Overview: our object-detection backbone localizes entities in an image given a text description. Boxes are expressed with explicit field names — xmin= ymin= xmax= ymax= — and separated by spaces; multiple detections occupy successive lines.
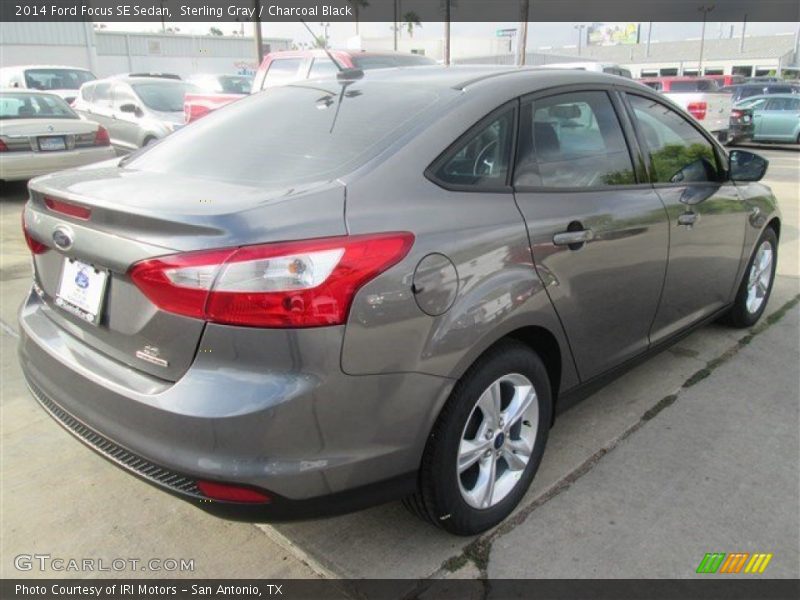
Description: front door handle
xmin=553 ymin=228 xmax=594 ymax=248
xmin=678 ymin=212 xmax=698 ymax=227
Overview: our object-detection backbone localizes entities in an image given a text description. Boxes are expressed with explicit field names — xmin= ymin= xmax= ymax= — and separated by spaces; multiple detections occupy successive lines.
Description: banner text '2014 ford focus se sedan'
xmin=18 ymin=67 xmax=780 ymax=535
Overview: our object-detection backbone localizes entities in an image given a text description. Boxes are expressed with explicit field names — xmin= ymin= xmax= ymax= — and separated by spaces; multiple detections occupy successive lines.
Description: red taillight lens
xmin=44 ymin=196 xmax=91 ymax=220
xmin=731 ymin=109 xmax=744 ymax=118
xmin=94 ymin=126 xmax=110 ymax=146
xmin=197 ymin=480 xmax=271 ymax=504
xmin=687 ymin=101 xmax=708 ymax=120
xmin=130 ymin=233 xmax=414 ymax=328
xmin=0 ymin=139 xmax=8 ymax=152
xmin=21 ymin=210 xmax=48 ymax=255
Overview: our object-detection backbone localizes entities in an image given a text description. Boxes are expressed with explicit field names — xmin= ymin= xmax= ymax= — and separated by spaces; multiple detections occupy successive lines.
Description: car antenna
xmin=299 ymin=19 xmax=364 ymax=81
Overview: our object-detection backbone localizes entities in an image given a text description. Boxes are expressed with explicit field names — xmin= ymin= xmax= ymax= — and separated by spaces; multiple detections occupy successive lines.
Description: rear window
xmin=24 ymin=68 xmax=95 ymax=91
xmin=125 ymin=82 xmax=448 ymax=187
xmin=0 ymin=92 xmax=77 ymax=119
xmin=351 ymin=55 xmax=436 ymax=70
xmin=669 ymin=79 xmax=719 ymax=92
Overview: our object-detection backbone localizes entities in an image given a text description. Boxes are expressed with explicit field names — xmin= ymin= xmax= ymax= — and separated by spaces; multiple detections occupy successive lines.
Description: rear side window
xmin=80 ymin=84 xmax=94 ymax=101
xmin=92 ymin=82 xmax=112 ymax=107
xmin=627 ymin=94 xmax=720 ymax=184
xmin=432 ymin=109 xmax=514 ymax=188
xmin=308 ymin=58 xmax=339 ymax=79
xmin=514 ymin=91 xmax=635 ymax=188
xmin=264 ymin=59 xmax=303 ymax=84
xmin=766 ymin=97 xmax=800 ymax=110
xmin=669 ymin=79 xmax=718 ymax=92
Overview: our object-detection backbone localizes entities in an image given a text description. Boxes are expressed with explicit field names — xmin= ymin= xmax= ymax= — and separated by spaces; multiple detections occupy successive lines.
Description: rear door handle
xmin=678 ymin=212 xmax=698 ymax=227
xmin=553 ymin=229 xmax=594 ymax=247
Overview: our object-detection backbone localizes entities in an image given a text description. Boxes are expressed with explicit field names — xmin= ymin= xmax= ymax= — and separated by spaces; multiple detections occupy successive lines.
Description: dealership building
xmin=0 ymin=22 xmax=291 ymax=77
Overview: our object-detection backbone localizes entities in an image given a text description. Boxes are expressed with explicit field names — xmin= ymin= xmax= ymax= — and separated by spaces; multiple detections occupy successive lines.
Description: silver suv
xmin=72 ymin=77 xmax=199 ymax=151
xmin=19 ymin=67 xmax=779 ymax=535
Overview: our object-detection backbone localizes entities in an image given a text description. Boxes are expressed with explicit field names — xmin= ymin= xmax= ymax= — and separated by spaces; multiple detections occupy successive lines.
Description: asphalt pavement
xmin=0 ymin=146 xmax=798 ymax=588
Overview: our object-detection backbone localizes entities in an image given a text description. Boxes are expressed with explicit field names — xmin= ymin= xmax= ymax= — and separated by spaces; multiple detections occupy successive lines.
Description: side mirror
xmin=119 ymin=103 xmax=140 ymax=115
xmin=729 ymin=150 xmax=768 ymax=182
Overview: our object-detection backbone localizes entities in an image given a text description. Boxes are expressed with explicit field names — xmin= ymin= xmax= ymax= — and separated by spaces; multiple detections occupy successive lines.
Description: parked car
xmin=720 ymin=83 xmax=800 ymax=103
xmin=637 ymin=77 xmax=733 ymax=141
xmin=0 ymin=65 xmax=96 ymax=105
xmin=0 ymin=90 xmax=114 ymax=182
xmin=541 ymin=62 xmax=632 ymax=78
xmin=728 ymin=105 xmax=755 ymax=145
xmin=183 ymin=50 xmax=436 ymax=123
xmin=19 ymin=68 xmax=779 ymax=535
xmin=734 ymin=94 xmax=800 ymax=143
xmin=183 ymin=74 xmax=253 ymax=123
xmin=72 ymin=77 xmax=200 ymax=151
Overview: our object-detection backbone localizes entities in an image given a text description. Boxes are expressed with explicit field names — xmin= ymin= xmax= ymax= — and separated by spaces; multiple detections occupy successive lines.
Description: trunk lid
xmin=25 ymin=166 xmax=347 ymax=381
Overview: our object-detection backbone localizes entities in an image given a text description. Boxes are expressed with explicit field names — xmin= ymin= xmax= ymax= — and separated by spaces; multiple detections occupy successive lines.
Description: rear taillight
xmin=94 ymin=126 xmax=110 ymax=146
xmin=687 ymin=101 xmax=708 ymax=120
xmin=129 ymin=233 xmax=414 ymax=328
xmin=21 ymin=211 xmax=48 ymax=255
xmin=0 ymin=139 xmax=7 ymax=152
xmin=197 ymin=480 xmax=271 ymax=504
xmin=44 ymin=196 xmax=91 ymax=220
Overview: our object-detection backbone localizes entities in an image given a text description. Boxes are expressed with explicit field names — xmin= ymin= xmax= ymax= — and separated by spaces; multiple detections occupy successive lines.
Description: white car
xmin=0 ymin=65 xmax=96 ymax=105
xmin=0 ymin=90 xmax=116 ymax=182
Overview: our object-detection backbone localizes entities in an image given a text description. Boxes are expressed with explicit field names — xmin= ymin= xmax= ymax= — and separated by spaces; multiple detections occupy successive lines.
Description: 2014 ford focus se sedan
xmin=18 ymin=67 xmax=780 ymax=535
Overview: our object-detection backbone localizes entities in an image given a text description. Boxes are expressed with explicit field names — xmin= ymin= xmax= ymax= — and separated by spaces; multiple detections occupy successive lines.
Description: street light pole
xmin=253 ymin=0 xmax=264 ymax=64
xmin=698 ymin=4 xmax=715 ymax=76
xmin=517 ymin=0 xmax=529 ymax=66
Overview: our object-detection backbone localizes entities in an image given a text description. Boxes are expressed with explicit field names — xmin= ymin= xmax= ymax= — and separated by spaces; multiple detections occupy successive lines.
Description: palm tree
xmin=402 ymin=12 xmax=422 ymax=38
xmin=348 ymin=0 xmax=369 ymax=36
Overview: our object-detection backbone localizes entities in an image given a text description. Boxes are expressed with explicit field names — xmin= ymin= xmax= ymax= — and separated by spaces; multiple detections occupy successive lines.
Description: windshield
xmin=131 ymin=82 xmax=199 ymax=112
xmin=126 ymin=81 xmax=449 ymax=187
xmin=669 ymin=80 xmax=719 ymax=92
xmin=24 ymin=68 xmax=95 ymax=91
xmin=218 ymin=75 xmax=253 ymax=94
xmin=0 ymin=92 xmax=77 ymax=119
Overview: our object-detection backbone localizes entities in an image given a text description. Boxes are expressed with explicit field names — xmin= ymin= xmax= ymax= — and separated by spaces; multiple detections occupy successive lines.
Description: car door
xmin=513 ymin=88 xmax=669 ymax=380
xmin=110 ymin=83 xmax=141 ymax=150
xmin=755 ymin=97 xmax=800 ymax=141
xmin=623 ymin=93 xmax=749 ymax=344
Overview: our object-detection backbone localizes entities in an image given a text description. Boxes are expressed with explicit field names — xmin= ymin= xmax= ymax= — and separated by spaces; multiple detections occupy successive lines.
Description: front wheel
xmin=724 ymin=227 xmax=778 ymax=328
xmin=404 ymin=340 xmax=552 ymax=535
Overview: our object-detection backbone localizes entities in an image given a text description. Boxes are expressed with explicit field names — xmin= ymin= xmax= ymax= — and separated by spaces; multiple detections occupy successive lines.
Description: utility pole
xmin=253 ymin=0 xmax=264 ymax=64
xmin=646 ymin=21 xmax=652 ymax=57
xmin=697 ymin=4 xmax=714 ymax=75
xmin=740 ymin=13 xmax=747 ymax=53
xmin=517 ymin=1 xmax=529 ymax=66
xmin=574 ymin=24 xmax=586 ymax=57
xmin=393 ymin=0 xmax=399 ymax=51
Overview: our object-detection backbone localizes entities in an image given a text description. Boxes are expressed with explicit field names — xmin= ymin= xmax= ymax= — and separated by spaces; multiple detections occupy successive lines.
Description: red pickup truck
xmin=183 ymin=49 xmax=436 ymax=123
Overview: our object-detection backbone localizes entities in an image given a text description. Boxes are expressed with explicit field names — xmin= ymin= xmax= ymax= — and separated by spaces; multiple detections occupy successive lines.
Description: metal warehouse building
xmin=0 ymin=22 xmax=291 ymax=77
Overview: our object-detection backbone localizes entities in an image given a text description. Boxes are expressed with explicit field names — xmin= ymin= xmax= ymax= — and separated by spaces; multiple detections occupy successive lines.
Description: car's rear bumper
xmin=18 ymin=289 xmax=453 ymax=519
xmin=0 ymin=147 xmax=116 ymax=181
xmin=729 ymin=121 xmax=755 ymax=144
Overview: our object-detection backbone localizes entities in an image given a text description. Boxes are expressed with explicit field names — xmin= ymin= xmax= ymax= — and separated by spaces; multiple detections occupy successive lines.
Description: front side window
xmin=627 ymin=94 xmax=720 ymax=184
xmin=515 ymin=91 xmax=635 ymax=188
xmin=765 ymin=97 xmax=800 ymax=111
xmin=433 ymin=109 xmax=514 ymax=188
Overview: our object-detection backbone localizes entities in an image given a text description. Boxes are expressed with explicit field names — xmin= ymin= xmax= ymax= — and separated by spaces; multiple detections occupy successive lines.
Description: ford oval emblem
xmin=52 ymin=226 xmax=73 ymax=251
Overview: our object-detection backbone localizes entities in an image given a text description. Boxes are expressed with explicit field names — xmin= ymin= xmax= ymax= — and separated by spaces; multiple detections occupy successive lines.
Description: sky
xmin=96 ymin=21 xmax=799 ymax=50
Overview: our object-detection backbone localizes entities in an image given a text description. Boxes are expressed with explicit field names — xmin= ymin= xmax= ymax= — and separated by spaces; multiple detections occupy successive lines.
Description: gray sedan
xmin=72 ymin=77 xmax=199 ymax=151
xmin=18 ymin=67 xmax=779 ymax=535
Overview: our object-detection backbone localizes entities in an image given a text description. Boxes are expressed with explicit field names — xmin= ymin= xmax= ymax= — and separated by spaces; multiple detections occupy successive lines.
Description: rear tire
xmin=723 ymin=227 xmax=778 ymax=328
xmin=404 ymin=340 xmax=552 ymax=535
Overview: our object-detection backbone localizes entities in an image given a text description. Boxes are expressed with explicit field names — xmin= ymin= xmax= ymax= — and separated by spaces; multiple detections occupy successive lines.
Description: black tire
xmin=724 ymin=227 xmax=778 ymax=328
xmin=403 ymin=340 xmax=552 ymax=535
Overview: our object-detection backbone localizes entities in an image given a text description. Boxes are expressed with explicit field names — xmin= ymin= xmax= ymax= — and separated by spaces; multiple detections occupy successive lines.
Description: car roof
xmin=347 ymin=65 xmax=637 ymax=91
xmin=738 ymin=93 xmax=799 ymax=102
xmin=0 ymin=88 xmax=65 ymax=96
xmin=88 ymin=76 xmax=188 ymax=85
xmin=0 ymin=65 xmax=93 ymax=71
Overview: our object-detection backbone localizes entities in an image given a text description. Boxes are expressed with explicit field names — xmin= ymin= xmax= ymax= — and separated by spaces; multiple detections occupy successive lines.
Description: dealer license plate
xmin=56 ymin=258 xmax=108 ymax=324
